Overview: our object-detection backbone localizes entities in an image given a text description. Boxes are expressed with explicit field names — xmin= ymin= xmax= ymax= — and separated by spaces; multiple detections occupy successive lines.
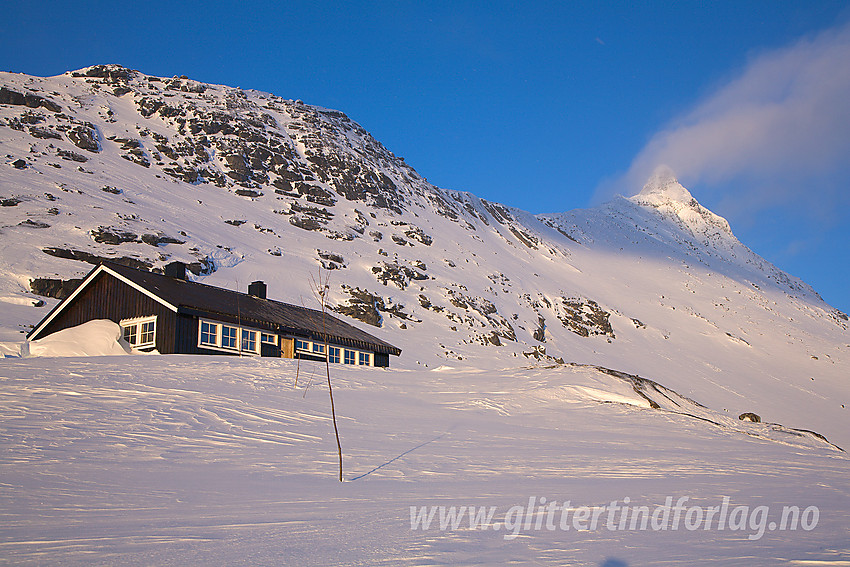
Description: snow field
xmin=1 ymin=355 xmax=848 ymax=565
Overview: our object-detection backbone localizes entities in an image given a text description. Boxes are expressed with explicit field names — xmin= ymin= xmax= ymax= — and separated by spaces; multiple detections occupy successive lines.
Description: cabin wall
xmin=37 ymin=272 xmax=178 ymax=353
xmin=174 ymin=313 xmax=237 ymax=355
xmin=260 ymin=342 xmax=281 ymax=357
xmin=175 ymin=314 xmax=279 ymax=356
xmin=174 ymin=313 xmax=200 ymax=354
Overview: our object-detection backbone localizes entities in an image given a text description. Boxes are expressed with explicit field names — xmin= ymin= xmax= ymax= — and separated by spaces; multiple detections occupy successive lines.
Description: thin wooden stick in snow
xmin=310 ymin=269 xmax=343 ymax=482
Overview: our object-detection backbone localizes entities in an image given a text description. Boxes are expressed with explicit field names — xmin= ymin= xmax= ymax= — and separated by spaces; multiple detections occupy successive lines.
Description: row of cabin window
xmin=198 ymin=321 xmax=371 ymax=364
xmin=121 ymin=317 xmax=156 ymax=348
xmin=123 ymin=318 xmax=375 ymax=363
xmin=294 ymin=338 xmax=372 ymax=366
xmin=199 ymin=320 xmax=273 ymax=354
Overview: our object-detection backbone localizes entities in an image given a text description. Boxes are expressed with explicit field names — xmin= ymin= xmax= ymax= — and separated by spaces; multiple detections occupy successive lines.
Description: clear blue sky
xmin=2 ymin=1 xmax=848 ymax=313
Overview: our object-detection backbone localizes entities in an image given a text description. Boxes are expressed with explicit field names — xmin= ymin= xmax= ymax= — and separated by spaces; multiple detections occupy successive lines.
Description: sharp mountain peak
xmin=637 ymin=165 xmax=691 ymax=200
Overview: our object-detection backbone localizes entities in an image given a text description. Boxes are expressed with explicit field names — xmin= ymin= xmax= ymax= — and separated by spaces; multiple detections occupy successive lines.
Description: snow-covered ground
xmin=1 ymin=354 xmax=848 ymax=565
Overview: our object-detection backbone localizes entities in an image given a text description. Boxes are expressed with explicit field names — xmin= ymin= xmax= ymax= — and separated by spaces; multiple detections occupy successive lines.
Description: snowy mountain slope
xmin=0 ymin=65 xmax=848 ymax=450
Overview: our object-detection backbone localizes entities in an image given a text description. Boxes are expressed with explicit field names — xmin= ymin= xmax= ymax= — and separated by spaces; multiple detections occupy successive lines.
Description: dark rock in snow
xmin=404 ymin=226 xmax=433 ymax=246
xmin=224 ymin=153 xmax=249 ymax=178
xmin=484 ymin=331 xmax=502 ymax=346
xmin=121 ymin=154 xmax=151 ymax=167
xmin=0 ymin=87 xmax=61 ymax=112
xmin=371 ymin=262 xmax=428 ymax=290
xmin=509 ymin=226 xmax=538 ymax=249
xmin=481 ymin=199 xmax=513 ymax=225
xmin=335 ymin=285 xmax=418 ymax=327
xmin=29 ymin=127 xmax=62 ymax=140
xmin=186 ymin=256 xmax=216 ymax=275
xmin=141 ymin=233 xmax=185 ymax=246
xmin=295 ymin=182 xmax=337 ymax=206
xmin=557 ymin=297 xmax=615 ymax=338
xmin=533 ymin=315 xmax=546 ymax=342
xmin=317 ymin=250 xmax=345 ymax=270
xmin=136 ymin=97 xmax=164 ymax=118
xmin=290 ymin=202 xmax=333 ymax=220
xmin=30 ymin=277 xmax=85 ymax=300
xmin=19 ymin=111 xmax=45 ymax=125
xmin=289 ymin=215 xmax=324 ymax=231
xmin=739 ymin=412 xmax=761 ymax=423
xmin=78 ymin=65 xmax=133 ymax=82
xmin=0 ymin=87 xmax=25 ymax=105
xmin=272 ymin=178 xmax=295 ymax=194
xmin=336 ymin=287 xmax=384 ymax=327
xmin=162 ymin=165 xmax=199 ymax=183
xmin=91 ymin=226 xmax=139 ymax=245
xmin=67 ymin=124 xmax=100 ymax=152
xmin=18 ymin=219 xmax=50 ymax=229
xmin=41 ymin=247 xmax=153 ymax=270
xmin=57 ymin=149 xmax=88 ymax=162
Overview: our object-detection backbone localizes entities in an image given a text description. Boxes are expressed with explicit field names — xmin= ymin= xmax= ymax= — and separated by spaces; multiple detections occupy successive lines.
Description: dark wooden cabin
xmin=28 ymin=262 xmax=401 ymax=367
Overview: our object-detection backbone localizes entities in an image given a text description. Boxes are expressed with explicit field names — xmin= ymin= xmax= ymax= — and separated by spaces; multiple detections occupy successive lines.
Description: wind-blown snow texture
xmin=1 ymin=66 xmax=849 ymax=565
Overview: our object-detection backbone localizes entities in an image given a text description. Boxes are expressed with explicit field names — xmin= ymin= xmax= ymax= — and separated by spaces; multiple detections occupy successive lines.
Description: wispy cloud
xmin=603 ymin=21 xmax=850 ymax=222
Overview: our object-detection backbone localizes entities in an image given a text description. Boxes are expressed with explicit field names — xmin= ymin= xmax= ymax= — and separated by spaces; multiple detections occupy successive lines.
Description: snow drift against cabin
xmin=23 ymin=319 xmax=133 ymax=357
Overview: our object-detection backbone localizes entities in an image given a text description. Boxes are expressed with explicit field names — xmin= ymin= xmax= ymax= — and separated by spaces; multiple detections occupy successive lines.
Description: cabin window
xmin=140 ymin=321 xmax=155 ymax=344
xmin=328 ymin=346 xmax=341 ymax=364
xmin=241 ymin=330 xmax=257 ymax=353
xmin=123 ymin=325 xmax=137 ymax=345
xmin=198 ymin=319 xmax=264 ymax=355
xmin=200 ymin=321 xmax=218 ymax=346
xmin=221 ymin=326 xmax=238 ymax=349
xmin=285 ymin=337 xmax=369 ymax=365
xmin=120 ymin=316 xmax=157 ymax=349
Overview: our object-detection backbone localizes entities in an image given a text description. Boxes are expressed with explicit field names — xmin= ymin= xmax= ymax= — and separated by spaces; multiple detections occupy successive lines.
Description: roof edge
xmin=28 ymin=263 xmax=103 ymax=340
xmin=28 ymin=263 xmax=178 ymax=340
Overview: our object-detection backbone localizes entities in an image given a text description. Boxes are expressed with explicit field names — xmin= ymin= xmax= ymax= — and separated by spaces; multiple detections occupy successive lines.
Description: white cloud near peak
xmin=612 ymin=21 xmax=850 ymax=218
